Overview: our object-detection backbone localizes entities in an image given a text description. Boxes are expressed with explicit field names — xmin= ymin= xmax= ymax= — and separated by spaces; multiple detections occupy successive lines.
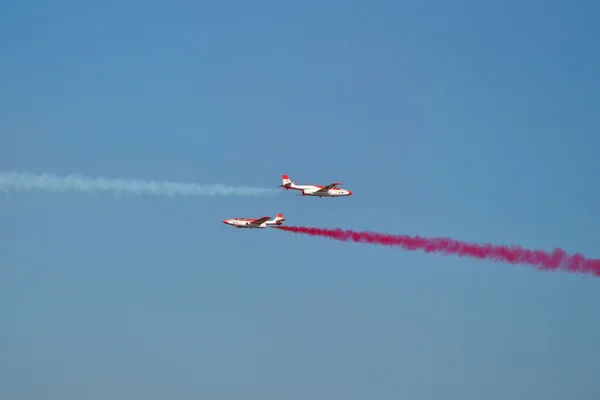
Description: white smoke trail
xmin=0 ymin=171 xmax=279 ymax=197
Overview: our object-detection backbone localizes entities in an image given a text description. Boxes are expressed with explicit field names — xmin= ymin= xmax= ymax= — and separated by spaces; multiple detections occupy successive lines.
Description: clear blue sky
xmin=2 ymin=0 xmax=599 ymax=398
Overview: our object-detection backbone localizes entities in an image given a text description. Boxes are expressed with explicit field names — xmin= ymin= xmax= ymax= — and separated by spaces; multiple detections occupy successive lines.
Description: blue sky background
xmin=1 ymin=0 xmax=599 ymax=398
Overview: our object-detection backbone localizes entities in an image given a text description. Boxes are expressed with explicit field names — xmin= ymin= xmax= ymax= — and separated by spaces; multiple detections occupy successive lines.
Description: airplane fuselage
xmin=226 ymin=221 xmax=268 ymax=228
xmin=283 ymin=184 xmax=352 ymax=197
xmin=223 ymin=216 xmax=284 ymax=229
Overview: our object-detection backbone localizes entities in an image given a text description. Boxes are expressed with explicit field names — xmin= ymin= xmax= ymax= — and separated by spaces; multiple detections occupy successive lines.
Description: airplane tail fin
xmin=280 ymin=174 xmax=293 ymax=188
xmin=273 ymin=213 xmax=286 ymax=224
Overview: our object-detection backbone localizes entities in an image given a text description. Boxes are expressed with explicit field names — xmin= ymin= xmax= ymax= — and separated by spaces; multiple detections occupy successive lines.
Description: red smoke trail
xmin=274 ymin=226 xmax=600 ymax=277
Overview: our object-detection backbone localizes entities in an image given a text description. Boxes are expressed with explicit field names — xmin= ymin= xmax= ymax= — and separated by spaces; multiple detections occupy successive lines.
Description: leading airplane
xmin=223 ymin=213 xmax=286 ymax=229
xmin=279 ymin=174 xmax=352 ymax=197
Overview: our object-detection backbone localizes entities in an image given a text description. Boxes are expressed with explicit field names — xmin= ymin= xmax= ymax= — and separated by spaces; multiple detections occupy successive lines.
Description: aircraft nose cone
xmin=348 ymin=190 xmax=352 ymax=195
xmin=223 ymin=219 xmax=228 ymax=224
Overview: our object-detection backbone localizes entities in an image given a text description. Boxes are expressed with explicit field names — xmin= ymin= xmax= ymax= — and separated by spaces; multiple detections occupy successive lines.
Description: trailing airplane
xmin=279 ymin=174 xmax=352 ymax=197
xmin=223 ymin=213 xmax=286 ymax=229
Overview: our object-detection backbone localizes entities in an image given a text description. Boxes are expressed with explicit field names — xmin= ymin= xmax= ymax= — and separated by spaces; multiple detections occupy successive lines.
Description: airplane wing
xmin=315 ymin=182 xmax=342 ymax=192
xmin=250 ymin=216 xmax=271 ymax=225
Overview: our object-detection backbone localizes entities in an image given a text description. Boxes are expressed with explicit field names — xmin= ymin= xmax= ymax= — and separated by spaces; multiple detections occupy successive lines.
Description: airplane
xmin=223 ymin=213 xmax=286 ymax=229
xmin=279 ymin=174 xmax=352 ymax=197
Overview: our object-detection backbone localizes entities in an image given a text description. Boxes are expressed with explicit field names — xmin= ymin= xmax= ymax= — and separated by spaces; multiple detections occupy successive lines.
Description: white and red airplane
xmin=279 ymin=174 xmax=352 ymax=197
xmin=223 ymin=213 xmax=286 ymax=229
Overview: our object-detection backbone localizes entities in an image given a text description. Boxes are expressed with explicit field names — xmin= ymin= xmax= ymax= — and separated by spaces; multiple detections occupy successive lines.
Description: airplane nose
xmin=348 ymin=190 xmax=352 ymax=195
xmin=223 ymin=219 xmax=228 ymax=224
